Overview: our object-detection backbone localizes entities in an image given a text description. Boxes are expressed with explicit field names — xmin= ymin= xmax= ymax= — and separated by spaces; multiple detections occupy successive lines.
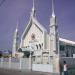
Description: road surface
xmin=0 ymin=68 xmax=54 ymax=75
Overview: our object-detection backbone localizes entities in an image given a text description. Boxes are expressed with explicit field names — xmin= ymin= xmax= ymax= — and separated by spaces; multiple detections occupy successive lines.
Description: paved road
xmin=0 ymin=68 xmax=54 ymax=75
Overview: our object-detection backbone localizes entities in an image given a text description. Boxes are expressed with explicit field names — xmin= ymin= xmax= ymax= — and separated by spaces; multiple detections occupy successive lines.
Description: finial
xmin=32 ymin=0 xmax=35 ymax=11
xmin=31 ymin=0 xmax=36 ymax=17
xmin=16 ymin=20 xmax=19 ymax=32
xmin=52 ymin=0 xmax=55 ymax=17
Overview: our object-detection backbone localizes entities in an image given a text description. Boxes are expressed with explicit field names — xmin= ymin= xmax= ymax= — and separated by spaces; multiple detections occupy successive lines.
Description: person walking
xmin=63 ymin=61 xmax=68 ymax=75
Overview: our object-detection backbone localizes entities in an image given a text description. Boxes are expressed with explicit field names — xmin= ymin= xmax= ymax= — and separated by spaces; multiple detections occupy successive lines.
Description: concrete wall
xmin=32 ymin=64 xmax=53 ymax=72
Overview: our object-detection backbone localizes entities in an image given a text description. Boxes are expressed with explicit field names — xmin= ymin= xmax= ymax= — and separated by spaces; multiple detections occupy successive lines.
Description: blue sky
xmin=0 ymin=0 xmax=75 ymax=50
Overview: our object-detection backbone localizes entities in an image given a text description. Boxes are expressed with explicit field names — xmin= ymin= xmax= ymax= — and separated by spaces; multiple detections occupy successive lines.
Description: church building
xmin=12 ymin=0 xmax=75 ymax=64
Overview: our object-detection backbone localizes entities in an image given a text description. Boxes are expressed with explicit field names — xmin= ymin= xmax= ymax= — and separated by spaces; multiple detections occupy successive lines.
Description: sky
xmin=0 ymin=0 xmax=75 ymax=50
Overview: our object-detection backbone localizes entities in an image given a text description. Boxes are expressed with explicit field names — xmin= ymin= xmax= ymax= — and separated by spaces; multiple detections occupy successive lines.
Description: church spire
xmin=16 ymin=21 xmax=19 ymax=32
xmin=32 ymin=0 xmax=35 ymax=11
xmin=52 ymin=0 xmax=55 ymax=17
xmin=49 ymin=0 xmax=59 ymax=56
xmin=31 ymin=0 xmax=36 ymax=17
xmin=12 ymin=21 xmax=19 ymax=57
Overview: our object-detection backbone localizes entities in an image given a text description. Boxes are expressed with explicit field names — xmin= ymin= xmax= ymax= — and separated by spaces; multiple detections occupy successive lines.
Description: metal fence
xmin=0 ymin=57 xmax=31 ymax=71
xmin=0 ymin=57 xmax=75 ymax=75
xmin=0 ymin=57 xmax=53 ymax=72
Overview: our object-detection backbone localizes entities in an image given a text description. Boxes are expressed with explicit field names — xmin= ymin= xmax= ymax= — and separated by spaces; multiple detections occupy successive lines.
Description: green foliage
xmin=18 ymin=48 xmax=22 ymax=52
xmin=23 ymin=51 xmax=33 ymax=58
xmin=0 ymin=53 xmax=2 ymax=58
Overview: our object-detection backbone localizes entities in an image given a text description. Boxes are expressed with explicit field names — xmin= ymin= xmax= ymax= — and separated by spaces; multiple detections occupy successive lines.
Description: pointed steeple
xmin=49 ymin=0 xmax=59 ymax=56
xmin=15 ymin=21 xmax=19 ymax=32
xmin=31 ymin=0 xmax=36 ymax=17
xmin=12 ymin=21 xmax=19 ymax=57
xmin=32 ymin=0 xmax=35 ymax=11
xmin=50 ymin=0 xmax=56 ymax=26
xmin=52 ymin=0 xmax=55 ymax=17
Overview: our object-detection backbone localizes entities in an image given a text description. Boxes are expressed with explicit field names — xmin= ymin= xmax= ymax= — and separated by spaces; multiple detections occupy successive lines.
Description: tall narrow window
xmin=39 ymin=44 xmax=41 ymax=49
xmin=36 ymin=45 xmax=38 ymax=50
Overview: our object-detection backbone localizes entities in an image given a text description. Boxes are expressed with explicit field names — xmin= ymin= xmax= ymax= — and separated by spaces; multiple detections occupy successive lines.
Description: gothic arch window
xmin=39 ymin=44 xmax=41 ymax=49
xmin=36 ymin=45 xmax=38 ymax=50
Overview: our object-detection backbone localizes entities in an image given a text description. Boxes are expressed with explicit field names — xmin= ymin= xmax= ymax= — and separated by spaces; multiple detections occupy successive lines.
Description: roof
xmin=21 ymin=17 xmax=47 ymax=39
xmin=59 ymin=38 xmax=75 ymax=45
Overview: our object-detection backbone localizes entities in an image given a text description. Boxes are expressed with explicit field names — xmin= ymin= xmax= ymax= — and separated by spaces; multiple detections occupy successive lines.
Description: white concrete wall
xmin=32 ymin=64 xmax=53 ymax=72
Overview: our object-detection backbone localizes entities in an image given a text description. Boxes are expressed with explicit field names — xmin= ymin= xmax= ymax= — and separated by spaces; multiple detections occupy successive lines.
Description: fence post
xmin=1 ymin=57 xmax=3 ymax=68
xmin=9 ymin=57 xmax=11 ymax=69
xmin=19 ymin=57 xmax=22 ymax=70
xmin=29 ymin=52 xmax=32 ymax=71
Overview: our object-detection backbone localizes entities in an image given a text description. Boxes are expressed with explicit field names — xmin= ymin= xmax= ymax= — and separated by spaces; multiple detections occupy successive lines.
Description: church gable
xmin=22 ymin=19 xmax=44 ymax=47
xmin=21 ymin=18 xmax=47 ymax=40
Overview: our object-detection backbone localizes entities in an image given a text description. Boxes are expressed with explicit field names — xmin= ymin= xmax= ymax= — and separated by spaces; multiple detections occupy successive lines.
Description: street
xmin=0 ymin=68 xmax=54 ymax=75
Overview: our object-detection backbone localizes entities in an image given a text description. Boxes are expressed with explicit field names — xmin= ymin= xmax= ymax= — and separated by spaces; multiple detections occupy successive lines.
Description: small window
xmin=60 ymin=45 xmax=65 ymax=51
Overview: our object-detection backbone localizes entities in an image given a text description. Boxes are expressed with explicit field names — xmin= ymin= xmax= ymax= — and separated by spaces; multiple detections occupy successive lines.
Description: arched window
xmin=39 ymin=44 xmax=41 ymax=49
xmin=36 ymin=45 xmax=38 ymax=50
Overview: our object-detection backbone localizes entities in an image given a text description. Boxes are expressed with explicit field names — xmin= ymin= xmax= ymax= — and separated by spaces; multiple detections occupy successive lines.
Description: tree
xmin=23 ymin=51 xmax=33 ymax=58
xmin=0 ymin=53 xmax=2 ymax=57
xmin=18 ymin=48 xmax=22 ymax=52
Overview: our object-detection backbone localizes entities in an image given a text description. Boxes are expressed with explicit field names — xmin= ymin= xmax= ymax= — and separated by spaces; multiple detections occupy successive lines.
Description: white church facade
xmin=12 ymin=0 xmax=75 ymax=69
xmin=11 ymin=0 xmax=75 ymax=74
